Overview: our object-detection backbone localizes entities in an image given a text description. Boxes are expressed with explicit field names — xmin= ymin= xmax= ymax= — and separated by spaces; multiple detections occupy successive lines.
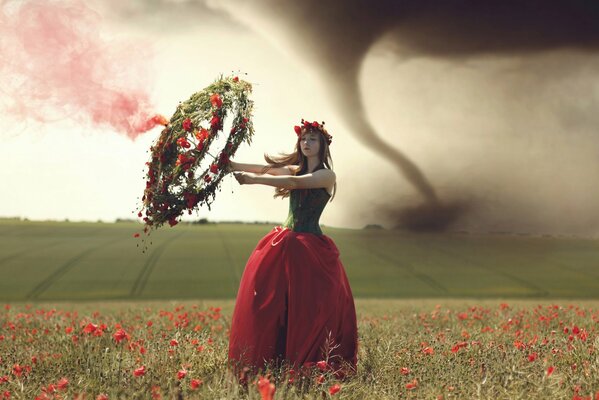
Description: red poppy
xmin=210 ymin=93 xmax=223 ymax=108
xmin=294 ymin=126 xmax=301 ymax=135
xmin=311 ymin=121 xmax=319 ymax=127
xmin=257 ymin=376 xmax=275 ymax=400
xmin=113 ymin=329 xmax=129 ymax=343
xmin=405 ymin=379 xmax=418 ymax=390
xmin=316 ymin=361 xmax=327 ymax=371
xmin=133 ymin=366 xmax=146 ymax=377
xmin=210 ymin=115 xmax=220 ymax=128
xmin=56 ymin=378 xmax=68 ymax=391
xmin=168 ymin=218 xmax=178 ymax=227
xmin=83 ymin=323 xmax=98 ymax=334
xmin=527 ymin=353 xmax=538 ymax=362
xmin=96 ymin=394 xmax=109 ymax=400
xmin=182 ymin=118 xmax=193 ymax=132
xmin=204 ymin=175 xmax=211 ymax=183
xmin=400 ymin=367 xmax=410 ymax=375
xmin=233 ymin=76 xmax=239 ymax=82
xmin=329 ymin=384 xmax=341 ymax=395
xmin=133 ymin=233 xmax=140 ymax=238
xmin=546 ymin=366 xmax=555 ymax=376
xmin=12 ymin=365 xmax=22 ymax=378
xmin=177 ymin=369 xmax=187 ymax=380
xmin=170 ymin=339 xmax=179 ymax=347
xmin=210 ymin=164 xmax=218 ymax=174
xmin=190 ymin=379 xmax=202 ymax=389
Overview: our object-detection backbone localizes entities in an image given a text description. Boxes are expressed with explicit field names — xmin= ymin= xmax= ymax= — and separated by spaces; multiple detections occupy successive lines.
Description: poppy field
xmin=0 ymin=299 xmax=598 ymax=399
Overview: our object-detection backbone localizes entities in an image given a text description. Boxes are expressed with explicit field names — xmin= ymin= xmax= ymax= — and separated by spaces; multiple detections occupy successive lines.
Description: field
xmin=1 ymin=220 xmax=598 ymax=399
xmin=1 ymin=220 xmax=598 ymax=301
xmin=0 ymin=299 xmax=598 ymax=399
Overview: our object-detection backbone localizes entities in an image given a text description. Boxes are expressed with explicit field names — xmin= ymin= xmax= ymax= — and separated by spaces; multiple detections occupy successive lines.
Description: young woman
xmin=227 ymin=120 xmax=358 ymax=379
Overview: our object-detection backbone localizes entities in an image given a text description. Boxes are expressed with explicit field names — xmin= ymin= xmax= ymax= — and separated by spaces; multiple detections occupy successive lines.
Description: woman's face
xmin=300 ymin=131 xmax=320 ymax=158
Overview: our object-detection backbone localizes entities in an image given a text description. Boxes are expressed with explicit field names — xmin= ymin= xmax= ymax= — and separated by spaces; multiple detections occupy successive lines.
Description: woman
xmin=227 ymin=119 xmax=358 ymax=379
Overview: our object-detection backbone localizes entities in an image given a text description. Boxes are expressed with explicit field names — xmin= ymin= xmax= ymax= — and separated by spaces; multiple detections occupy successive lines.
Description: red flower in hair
xmin=311 ymin=121 xmax=319 ymax=127
xmin=294 ymin=126 xmax=301 ymax=135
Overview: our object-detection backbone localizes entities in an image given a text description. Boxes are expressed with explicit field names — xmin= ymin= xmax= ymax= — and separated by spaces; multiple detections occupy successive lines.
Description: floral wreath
xmin=134 ymin=74 xmax=254 ymax=249
xmin=294 ymin=119 xmax=333 ymax=146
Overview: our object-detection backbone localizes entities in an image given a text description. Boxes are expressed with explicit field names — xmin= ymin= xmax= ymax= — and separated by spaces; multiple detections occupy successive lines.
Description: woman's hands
xmin=233 ymin=171 xmax=254 ymax=185
xmin=225 ymin=160 xmax=237 ymax=174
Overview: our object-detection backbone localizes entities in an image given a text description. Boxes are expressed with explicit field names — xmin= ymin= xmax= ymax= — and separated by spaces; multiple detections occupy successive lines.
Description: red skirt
xmin=228 ymin=226 xmax=358 ymax=375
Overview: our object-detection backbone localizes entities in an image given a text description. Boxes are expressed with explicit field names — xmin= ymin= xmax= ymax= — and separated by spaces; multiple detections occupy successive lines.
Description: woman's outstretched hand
xmin=233 ymin=171 xmax=253 ymax=185
xmin=225 ymin=161 xmax=237 ymax=174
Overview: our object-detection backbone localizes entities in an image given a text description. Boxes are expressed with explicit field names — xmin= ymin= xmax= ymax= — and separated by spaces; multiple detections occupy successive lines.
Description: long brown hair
xmin=262 ymin=125 xmax=336 ymax=201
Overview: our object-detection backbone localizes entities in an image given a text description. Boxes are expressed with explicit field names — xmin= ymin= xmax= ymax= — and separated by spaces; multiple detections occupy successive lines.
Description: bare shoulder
xmin=313 ymin=168 xmax=336 ymax=183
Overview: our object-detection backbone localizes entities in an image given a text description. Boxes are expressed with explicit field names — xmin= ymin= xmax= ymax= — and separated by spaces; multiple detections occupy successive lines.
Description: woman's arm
xmin=234 ymin=169 xmax=335 ymax=190
xmin=229 ymin=160 xmax=296 ymax=176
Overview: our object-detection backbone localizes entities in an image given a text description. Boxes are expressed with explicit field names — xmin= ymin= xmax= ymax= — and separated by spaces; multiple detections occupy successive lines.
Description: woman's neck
xmin=306 ymin=156 xmax=320 ymax=173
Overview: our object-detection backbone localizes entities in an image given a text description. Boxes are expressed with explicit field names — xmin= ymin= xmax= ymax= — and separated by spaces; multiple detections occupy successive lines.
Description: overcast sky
xmin=1 ymin=0 xmax=598 ymax=237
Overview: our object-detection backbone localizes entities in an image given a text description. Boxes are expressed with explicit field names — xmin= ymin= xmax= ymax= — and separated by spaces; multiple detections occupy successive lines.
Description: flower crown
xmin=293 ymin=119 xmax=333 ymax=146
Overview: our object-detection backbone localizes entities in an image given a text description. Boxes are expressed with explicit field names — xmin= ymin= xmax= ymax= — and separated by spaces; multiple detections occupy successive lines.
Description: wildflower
xmin=528 ymin=353 xmax=538 ymax=362
xmin=546 ymin=366 xmax=555 ymax=376
xmin=190 ymin=379 xmax=202 ymax=389
xmin=329 ymin=384 xmax=341 ymax=395
xmin=133 ymin=366 xmax=146 ymax=377
xmin=400 ymin=367 xmax=411 ymax=375
xmin=316 ymin=361 xmax=327 ymax=371
xmin=177 ymin=369 xmax=187 ymax=380
xmin=96 ymin=395 xmax=109 ymax=400
xmin=257 ymin=376 xmax=275 ymax=400
xmin=406 ymin=379 xmax=418 ymax=390
xmin=56 ymin=378 xmax=68 ymax=391
xmin=113 ymin=328 xmax=129 ymax=343
xmin=170 ymin=339 xmax=179 ymax=347
xmin=83 ymin=323 xmax=98 ymax=334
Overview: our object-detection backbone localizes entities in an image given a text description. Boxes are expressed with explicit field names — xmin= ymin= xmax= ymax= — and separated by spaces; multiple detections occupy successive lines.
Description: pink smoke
xmin=0 ymin=0 xmax=164 ymax=139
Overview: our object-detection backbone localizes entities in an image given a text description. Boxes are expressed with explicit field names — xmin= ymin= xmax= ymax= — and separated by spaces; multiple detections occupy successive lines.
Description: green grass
xmin=1 ymin=299 xmax=598 ymax=399
xmin=0 ymin=220 xmax=598 ymax=301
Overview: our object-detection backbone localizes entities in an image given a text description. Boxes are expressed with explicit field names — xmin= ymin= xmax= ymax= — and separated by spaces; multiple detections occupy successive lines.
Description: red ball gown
xmin=228 ymin=187 xmax=358 ymax=376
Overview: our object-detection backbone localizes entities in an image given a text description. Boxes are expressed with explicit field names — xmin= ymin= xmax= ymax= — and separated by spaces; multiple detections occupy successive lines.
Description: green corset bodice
xmin=282 ymin=188 xmax=331 ymax=235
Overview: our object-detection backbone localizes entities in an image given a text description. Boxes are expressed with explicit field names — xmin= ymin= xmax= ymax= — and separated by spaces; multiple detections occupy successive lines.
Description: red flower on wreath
xmin=210 ymin=163 xmax=218 ymax=174
xmin=233 ymin=76 xmax=239 ymax=82
xmin=183 ymin=193 xmax=200 ymax=209
xmin=168 ymin=217 xmax=178 ymax=227
xmin=182 ymin=118 xmax=193 ymax=132
xmin=176 ymin=137 xmax=191 ymax=149
xmin=210 ymin=93 xmax=223 ymax=109
xmin=210 ymin=115 xmax=220 ymax=128
xmin=203 ymin=175 xmax=212 ymax=183
xmin=294 ymin=126 xmax=301 ymax=135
